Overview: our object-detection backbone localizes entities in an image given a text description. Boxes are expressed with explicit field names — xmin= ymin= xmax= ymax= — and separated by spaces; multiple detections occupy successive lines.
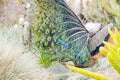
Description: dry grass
xmin=0 ymin=27 xmax=41 ymax=80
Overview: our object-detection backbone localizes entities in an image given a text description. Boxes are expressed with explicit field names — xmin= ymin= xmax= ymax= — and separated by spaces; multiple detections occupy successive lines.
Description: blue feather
xmin=53 ymin=38 xmax=68 ymax=47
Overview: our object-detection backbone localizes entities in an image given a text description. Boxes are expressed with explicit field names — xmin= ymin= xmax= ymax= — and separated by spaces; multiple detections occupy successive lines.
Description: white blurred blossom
xmin=19 ymin=17 xmax=25 ymax=25
xmin=14 ymin=24 xmax=19 ymax=29
xmin=26 ymin=3 xmax=31 ymax=9
xmin=24 ymin=21 xmax=30 ymax=28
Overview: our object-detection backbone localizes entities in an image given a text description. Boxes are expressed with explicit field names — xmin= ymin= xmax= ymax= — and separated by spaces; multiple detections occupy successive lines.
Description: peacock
xmin=32 ymin=0 xmax=114 ymax=67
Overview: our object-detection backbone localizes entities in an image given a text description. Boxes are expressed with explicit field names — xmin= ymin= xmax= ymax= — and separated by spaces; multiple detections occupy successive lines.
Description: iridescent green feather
xmin=33 ymin=0 xmax=91 ymax=66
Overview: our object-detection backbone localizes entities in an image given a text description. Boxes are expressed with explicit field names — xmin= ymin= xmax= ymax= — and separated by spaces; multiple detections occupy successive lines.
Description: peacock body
xmin=33 ymin=0 xmax=113 ymax=67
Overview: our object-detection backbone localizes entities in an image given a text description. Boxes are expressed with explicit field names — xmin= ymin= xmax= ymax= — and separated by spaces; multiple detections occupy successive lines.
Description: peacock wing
xmin=53 ymin=0 xmax=91 ymax=64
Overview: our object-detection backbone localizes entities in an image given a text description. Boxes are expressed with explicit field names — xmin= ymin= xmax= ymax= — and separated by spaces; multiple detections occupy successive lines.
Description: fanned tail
xmin=34 ymin=0 xmax=91 ymax=65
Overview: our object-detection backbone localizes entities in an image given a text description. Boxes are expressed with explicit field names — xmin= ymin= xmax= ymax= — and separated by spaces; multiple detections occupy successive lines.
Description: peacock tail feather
xmin=33 ymin=0 xmax=91 ymax=65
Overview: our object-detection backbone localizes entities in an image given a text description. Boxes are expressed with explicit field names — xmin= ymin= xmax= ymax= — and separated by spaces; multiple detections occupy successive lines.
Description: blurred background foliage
xmin=65 ymin=0 xmax=120 ymax=31
xmin=0 ymin=0 xmax=119 ymax=30
xmin=0 ymin=0 xmax=36 ymax=27
xmin=100 ymin=28 xmax=120 ymax=74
